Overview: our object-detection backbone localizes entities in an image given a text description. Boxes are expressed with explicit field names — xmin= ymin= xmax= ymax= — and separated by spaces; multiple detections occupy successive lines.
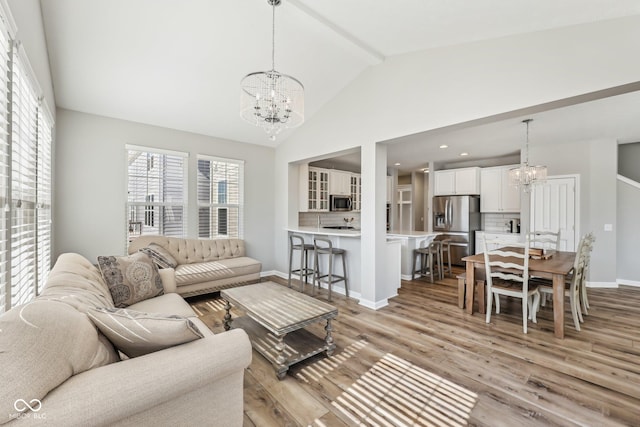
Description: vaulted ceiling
xmin=41 ymin=0 xmax=640 ymax=164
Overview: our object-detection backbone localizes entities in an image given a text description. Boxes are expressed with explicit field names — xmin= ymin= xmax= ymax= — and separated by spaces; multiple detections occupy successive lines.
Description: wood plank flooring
xmin=189 ymin=271 xmax=640 ymax=426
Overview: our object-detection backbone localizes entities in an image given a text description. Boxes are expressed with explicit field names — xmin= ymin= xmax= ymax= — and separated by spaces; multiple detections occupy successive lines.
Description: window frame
xmin=197 ymin=154 xmax=244 ymax=240
xmin=0 ymin=8 xmax=54 ymax=314
xmin=125 ymin=144 xmax=188 ymax=242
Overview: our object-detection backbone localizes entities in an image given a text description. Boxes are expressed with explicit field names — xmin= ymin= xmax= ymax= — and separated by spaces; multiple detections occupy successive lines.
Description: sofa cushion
xmin=97 ymin=252 xmax=164 ymax=308
xmin=139 ymin=243 xmax=178 ymax=269
xmin=0 ymin=300 xmax=119 ymax=422
xmin=128 ymin=236 xmax=247 ymax=265
xmin=174 ymin=257 xmax=261 ymax=287
xmin=87 ymin=307 xmax=204 ymax=358
xmin=41 ymin=252 xmax=115 ymax=309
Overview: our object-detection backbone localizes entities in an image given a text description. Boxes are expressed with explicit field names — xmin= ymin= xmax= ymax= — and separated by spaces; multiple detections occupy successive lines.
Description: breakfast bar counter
xmin=285 ymin=225 xmax=361 ymax=237
xmin=285 ymin=226 xmax=401 ymax=305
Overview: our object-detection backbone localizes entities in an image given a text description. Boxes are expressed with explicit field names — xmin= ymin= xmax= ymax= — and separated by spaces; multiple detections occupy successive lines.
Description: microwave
xmin=330 ymin=195 xmax=353 ymax=211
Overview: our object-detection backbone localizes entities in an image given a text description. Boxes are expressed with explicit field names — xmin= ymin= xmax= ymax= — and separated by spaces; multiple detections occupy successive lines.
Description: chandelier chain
xmin=524 ymin=118 xmax=530 ymax=165
xmin=271 ymin=1 xmax=275 ymax=71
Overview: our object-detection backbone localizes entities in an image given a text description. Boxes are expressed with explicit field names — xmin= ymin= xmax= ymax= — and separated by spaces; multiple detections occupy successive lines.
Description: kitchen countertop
xmin=478 ymin=230 xmax=522 ymax=236
xmin=287 ymin=227 xmax=445 ymax=239
xmin=286 ymin=226 xmax=361 ymax=237
xmin=386 ymin=231 xmax=441 ymax=238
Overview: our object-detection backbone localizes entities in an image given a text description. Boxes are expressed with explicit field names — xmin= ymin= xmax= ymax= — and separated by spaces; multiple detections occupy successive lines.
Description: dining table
xmin=462 ymin=248 xmax=576 ymax=339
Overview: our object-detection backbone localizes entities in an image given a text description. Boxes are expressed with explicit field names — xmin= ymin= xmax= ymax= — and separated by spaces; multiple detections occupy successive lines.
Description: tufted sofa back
xmin=128 ymin=236 xmax=246 ymax=265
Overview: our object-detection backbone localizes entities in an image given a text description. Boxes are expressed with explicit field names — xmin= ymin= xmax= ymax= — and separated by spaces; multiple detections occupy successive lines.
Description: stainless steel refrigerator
xmin=432 ymin=195 xmax=480 ymax=265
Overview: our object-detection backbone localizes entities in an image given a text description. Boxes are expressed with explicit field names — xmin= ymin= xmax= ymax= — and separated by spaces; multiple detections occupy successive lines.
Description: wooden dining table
xmin=462 ymin=248 xmax=576 ymax=339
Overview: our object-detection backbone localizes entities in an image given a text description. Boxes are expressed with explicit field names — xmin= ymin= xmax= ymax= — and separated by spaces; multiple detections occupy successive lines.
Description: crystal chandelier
xmin=240 ymin=0 xmax=304 ymax=141
xmin=509 ymin=119 xmax=547 ymax=192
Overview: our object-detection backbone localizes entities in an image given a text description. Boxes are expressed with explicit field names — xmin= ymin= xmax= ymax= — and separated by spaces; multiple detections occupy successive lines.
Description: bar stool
xmin=313 ymin=237 xmax=349 ymax=302
xmin=413 ymin=240 xmax=442 ymax=283
xmin=439 ymin=238 xmax=453 ymax=278
xmin=288 ymin=234 xmax=315 ymax=292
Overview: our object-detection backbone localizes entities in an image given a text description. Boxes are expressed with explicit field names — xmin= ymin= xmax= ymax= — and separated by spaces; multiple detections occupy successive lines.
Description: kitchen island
xmin=285 ymin=226 xmax=401 ymax=307
xmin=386 ymin=231 xmax=441 ymax=280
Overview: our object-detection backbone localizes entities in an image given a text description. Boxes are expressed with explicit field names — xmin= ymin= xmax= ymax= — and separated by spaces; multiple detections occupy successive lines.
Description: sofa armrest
xmin=27 ymin=329 xmax=251 ymax=426
xmin=158 ymin=268 xmax=177 ymax=293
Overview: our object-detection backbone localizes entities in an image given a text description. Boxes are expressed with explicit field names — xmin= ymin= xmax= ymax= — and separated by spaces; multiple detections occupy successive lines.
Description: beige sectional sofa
xmin=128 ymin=236 xmax=262 ymax=297
xmin=0 ymin=252 xmax=252 ymax=426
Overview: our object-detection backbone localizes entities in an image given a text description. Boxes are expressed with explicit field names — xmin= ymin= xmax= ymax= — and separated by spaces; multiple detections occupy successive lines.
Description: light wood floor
xmin=189 ymin=272 xmax=640 ymax=427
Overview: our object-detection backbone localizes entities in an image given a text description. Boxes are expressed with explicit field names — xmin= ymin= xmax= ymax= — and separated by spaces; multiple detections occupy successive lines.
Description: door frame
xmin=530 ymin=174 xmax=580 ymax=250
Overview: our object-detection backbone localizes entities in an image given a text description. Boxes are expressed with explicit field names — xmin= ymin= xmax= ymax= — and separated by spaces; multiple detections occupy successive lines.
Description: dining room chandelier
xmin=240 ymin=0 xmax=304 ymax=141
xmin=508 ymin=119 xmax=547 ymax=192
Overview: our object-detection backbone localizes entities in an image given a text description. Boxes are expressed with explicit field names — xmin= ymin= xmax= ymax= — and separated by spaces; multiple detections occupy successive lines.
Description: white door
xmin=530 ymin=176 xmax=577 ymax=251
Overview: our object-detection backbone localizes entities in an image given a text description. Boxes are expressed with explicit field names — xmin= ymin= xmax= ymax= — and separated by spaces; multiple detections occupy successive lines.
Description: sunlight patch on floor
xmin=191 ymin=299 xmax=226 ymax=316
xmin=296 ymin=339 xmax=368 ymax=384
xmin=330 ymin=353 xmax=478 ymax=426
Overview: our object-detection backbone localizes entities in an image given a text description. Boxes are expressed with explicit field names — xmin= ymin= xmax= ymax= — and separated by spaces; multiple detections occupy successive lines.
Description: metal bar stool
xmin=313 ymin=237 xmax=348 ymax=302
xmin=412 ymin=240 xmax=442 ymax=283
xmin=288 ymin=234 xmax=315 ymax=292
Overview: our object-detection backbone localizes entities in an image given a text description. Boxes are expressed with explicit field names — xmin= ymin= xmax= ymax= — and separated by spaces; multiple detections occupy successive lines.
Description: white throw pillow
xmin=87 ymin=307 xmax=204 ymax=358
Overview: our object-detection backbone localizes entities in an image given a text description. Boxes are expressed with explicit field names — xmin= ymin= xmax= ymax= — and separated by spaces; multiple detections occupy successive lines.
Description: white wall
xmin=275 ymin=15 xmax=640 ymax=296
xmin=617 ymin=142 xmax=640 ymax=283
xmin=617 ymin=179 xmax=640 ymax=283
xmin=54 ymin=109 xmax=276 ymax=268
xmin=618 ymin=142 xmax=640 ymax=182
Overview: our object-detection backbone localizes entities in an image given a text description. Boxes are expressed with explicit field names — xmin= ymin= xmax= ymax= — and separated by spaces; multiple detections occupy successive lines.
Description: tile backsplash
xmin=299 ymin=212 xmax=361 ymax=228
xmin=482 ymin=213 xmax=521 ymax=233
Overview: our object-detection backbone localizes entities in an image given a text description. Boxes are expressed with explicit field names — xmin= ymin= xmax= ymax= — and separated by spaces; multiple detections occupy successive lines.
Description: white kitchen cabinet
xmin=475 ymin=232 xmax=522 ymax=254
xmin=434 ymin=167 xmax=480 ymax=195
xmin=329 ymin=170 xmax=351 ymax=196
xmin=434 ymin=170 xmax=455 ymax=195
xmin=299 ymin=164 xmax=329 ymax=212
xmin=350 ymin=173 xmax=361 ymax=212
xmin=480 ymin=165 xmax=520 ymax=212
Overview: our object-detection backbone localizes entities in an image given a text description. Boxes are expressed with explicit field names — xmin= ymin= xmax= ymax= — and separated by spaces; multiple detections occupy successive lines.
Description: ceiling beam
xmin=288 ymin=0 xmax=385 ymax=63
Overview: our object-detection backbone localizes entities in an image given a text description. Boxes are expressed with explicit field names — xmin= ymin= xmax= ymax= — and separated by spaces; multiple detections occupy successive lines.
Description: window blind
xmin=126 ymin=146 xmax=187 ymax=242
xmin=0 ymin=20 xmax=10 ymax=313
xmin=197 ymin=155 xmax=244 ymax=239
xmin=10 ymin=44 xmax=39 ymax=308
xmin=0 ymin=9 xmax=53 ymax=315
xmin=36 ymin=104 xmax=52 ymax=292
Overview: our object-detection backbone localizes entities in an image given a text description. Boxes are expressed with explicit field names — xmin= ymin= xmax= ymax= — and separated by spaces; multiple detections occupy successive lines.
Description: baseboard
xmin=262 ymin=270 xmax=286 ymax=279
xmin=358 ymin=298 xmax=389 ymax=310
xmin=586 ymin=281 xmax=618 ymax=288
xmin=617 ymin=279 xmax=640 ymax=287
xmin=401 ymin=274 xmax=413 ymax=281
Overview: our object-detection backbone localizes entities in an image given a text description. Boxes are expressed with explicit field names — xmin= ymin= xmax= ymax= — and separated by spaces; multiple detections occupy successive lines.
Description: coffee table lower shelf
xmin=231 ymin=316 xmax=334 ymax=379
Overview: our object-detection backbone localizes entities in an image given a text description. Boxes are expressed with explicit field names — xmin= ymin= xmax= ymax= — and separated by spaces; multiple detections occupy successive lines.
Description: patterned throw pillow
xmin=87 ymin=307 xmax=204 ymax=358
xmin=139 ymin=243 xmax=178 ymax=269
xmin=97 ymin=252 xmax=164 ymax=308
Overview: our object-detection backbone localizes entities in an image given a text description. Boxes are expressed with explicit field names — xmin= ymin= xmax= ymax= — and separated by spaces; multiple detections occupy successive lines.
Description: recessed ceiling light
xmin=439 ymin=144 xmax=448 ymax=149
xmin=394 ymin=162 xmax=401 ymax=166
xmin=460 ymin=152 xmax=469 ymax=156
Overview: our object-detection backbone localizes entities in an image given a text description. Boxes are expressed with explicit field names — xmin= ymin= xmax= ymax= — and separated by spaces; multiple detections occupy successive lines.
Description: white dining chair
xmin=529 ymin=230 xmax=561 ymax=251
xmin=580 ymin=232 xmax=596 ymax=315
xmin=482 ymin=233 xmax=540 ymax=334
xmin=534 ymin=234 xmax=589 ymax=331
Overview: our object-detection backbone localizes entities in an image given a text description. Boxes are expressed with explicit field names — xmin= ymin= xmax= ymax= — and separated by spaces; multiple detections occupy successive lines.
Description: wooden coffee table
xmin=221 ymin=281 xmax=338 ymax=379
